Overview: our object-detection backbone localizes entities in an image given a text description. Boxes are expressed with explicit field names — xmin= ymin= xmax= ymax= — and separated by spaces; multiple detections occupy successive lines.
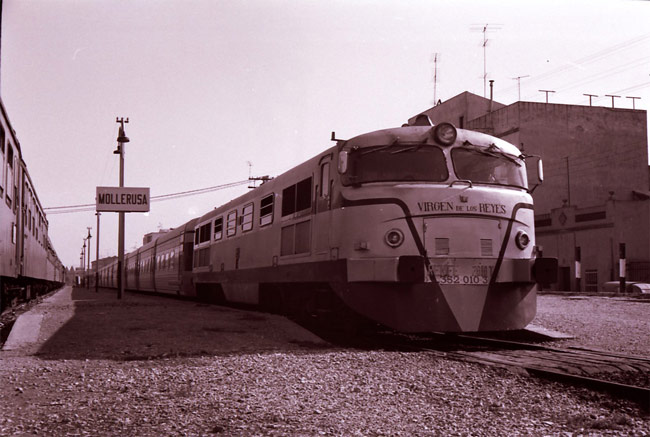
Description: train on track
xmin=0 ymin=98 xmax=65 ymax=313
xmin=97 ymin=119 xmax=557 ymax=332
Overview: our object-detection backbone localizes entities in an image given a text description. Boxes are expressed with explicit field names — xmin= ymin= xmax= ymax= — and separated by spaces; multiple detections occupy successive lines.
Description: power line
xmin=502 ymin=32 xmax=650 ymax=97
xmin=44 ymin=179 xmax=250 ymax=215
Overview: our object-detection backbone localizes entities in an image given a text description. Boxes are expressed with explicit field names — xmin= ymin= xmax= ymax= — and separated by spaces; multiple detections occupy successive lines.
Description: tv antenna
xmin=511 ymin=75 xmax=530 ymax=101
xmin=471 ymin=24 xmax=502 ymax=98
xmin=431 ymin=52 xmax=441 ymax=105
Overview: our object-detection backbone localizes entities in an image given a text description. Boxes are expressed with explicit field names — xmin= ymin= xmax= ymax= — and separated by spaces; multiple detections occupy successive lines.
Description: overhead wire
xmin=501 ymin=32 xmax=650 ymax=97
xmin=44 ymin=179 xmax=251 ymax=215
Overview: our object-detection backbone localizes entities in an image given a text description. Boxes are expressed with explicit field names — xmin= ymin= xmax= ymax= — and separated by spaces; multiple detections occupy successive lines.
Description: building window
xmin=585 ymin=269 xmax=598 ymax=292
xmin=260 ymin=194 xmax=274 ymax=226
xmin=535 ymin=214 xmax=552 ymax=227
xmin=241 ymin=203 xmax=253 ymax=232
xmin=575 ymin=211 xmax=606 ymax=223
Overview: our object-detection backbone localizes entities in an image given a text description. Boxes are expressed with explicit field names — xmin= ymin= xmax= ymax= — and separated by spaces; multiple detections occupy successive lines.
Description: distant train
xmin=0 ymin=99 xmax=65 ymax=312
xmin=98 ymin=120 xmax=557 ymax=332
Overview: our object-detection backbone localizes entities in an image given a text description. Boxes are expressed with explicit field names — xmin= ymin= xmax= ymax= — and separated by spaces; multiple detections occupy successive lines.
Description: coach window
xmin=0 ymin=126 xmax=4 ymax=198
xmin=242 ymin=203 xmax=253 ymax=232
xmin=227 ymin=210 xmax=237 ymax=237
xmin=194 ymin=229 xmax=200 ymax=246
xmin=260 ymin=194 xmax=274 ymax=226
xmin=214 ymin=217 xmax=223 ymax=240
xmin=5 ymin=144 xmax=13 ymax=208
xmin=199 ymin=222 xmax=211 ymax=244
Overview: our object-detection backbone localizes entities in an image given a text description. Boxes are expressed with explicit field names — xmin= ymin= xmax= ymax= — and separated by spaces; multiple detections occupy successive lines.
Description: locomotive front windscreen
xmin=452 ymin=145 xmax=526 ymax=189
xmin=345 ymin=146 xmax=448 ymax=184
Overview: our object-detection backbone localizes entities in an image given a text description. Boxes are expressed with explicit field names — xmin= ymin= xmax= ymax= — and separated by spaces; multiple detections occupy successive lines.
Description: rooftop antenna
xmin=605 ymin=94 xmax=621 ymax=108
xmin=626 ymin=96 xmax=641 ymax=109
xmin=431 ymin=52 xmax=440 ymax=105
xmin=511 ymin=75 xmax=530 ymax=101
xmin=539 ymin=89 xmax=555 ymax=103
xmin=471 ymin=24 xmax=502 ymax=98
xmin=583 ymin=93 xmax=598 ymax=106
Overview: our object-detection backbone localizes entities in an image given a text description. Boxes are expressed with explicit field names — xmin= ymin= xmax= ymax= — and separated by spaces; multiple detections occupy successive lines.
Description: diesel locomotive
xmin=98 ymin=120 xmax=556 ymax=332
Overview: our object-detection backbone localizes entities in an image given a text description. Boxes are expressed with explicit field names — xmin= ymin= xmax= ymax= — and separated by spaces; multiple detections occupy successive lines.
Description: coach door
xmin=313 ymin=155 xmax=332 ymax=257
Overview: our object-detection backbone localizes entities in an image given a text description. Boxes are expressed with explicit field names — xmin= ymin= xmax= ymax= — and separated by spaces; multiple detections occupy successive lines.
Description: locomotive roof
xmin=343 ymin=125 xmax=522 ymax=158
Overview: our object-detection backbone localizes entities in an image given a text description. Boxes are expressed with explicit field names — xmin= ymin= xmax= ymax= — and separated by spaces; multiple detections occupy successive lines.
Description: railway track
xmin=395 ymin=332 xmax=650 ymax=411
xmin=301 ymin=318 xmax=650 ymax=411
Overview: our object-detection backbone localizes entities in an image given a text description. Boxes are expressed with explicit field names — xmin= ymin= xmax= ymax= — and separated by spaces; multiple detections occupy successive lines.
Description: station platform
xmin=1 ymin=286 xmax=327 ymax=360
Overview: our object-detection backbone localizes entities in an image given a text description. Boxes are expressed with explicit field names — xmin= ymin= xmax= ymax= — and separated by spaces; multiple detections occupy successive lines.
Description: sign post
xmin=95 ymin=118 xmax=150 ymax=299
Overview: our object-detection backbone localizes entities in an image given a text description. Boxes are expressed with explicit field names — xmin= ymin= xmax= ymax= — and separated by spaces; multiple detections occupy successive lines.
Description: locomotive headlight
xmin=515 ymin=230 xmax=530 ymax=250
xmin=385 ymin=229 xmax=405 ymax=248
xmin=431 ymin=122 xmax=457 ymax=146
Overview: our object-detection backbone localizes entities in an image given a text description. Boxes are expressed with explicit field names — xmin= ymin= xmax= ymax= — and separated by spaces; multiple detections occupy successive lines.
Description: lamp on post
xmin=114 ymin=117 xmax=129 ymax=299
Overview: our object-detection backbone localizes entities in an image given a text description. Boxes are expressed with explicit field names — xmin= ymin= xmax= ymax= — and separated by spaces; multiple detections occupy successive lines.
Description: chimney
xmin=489 ymin=80 xmax=495 ymax=112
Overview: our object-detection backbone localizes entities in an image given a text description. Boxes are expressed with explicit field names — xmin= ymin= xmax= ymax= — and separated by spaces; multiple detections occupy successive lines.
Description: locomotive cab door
xmin=313 ymin=155 xmax=332 ymax=258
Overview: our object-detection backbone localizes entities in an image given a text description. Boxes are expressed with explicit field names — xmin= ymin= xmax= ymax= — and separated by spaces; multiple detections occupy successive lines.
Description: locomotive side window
xmin=227 ymin=210 xmax=237 ymax=237
xmin=241 ymin=203 xmax=253 ymax=232
xmin=214 ymin=217 xmax=223 ymax=240
xmin=320 ymin=162 xmax=330 ymax=197
xmin=282 ymin=177 xmax=312 ymax=216
xmin=281 ymin=185 xmax=295 ymax=216
xmin=260 ymin=194 xmax=274 ymax=226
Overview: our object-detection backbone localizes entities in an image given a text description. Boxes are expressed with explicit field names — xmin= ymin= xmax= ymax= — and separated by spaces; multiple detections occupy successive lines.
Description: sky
xmin=1 ymin=0 xmax=650 ymax=269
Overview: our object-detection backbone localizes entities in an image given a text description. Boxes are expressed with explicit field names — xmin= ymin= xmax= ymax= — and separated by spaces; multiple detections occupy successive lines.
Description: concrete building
xmin=410 ymin=92 xmax=649 ymax=291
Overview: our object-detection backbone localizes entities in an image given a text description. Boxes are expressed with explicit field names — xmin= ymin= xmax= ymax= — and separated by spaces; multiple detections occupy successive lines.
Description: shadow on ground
xmin=34 ymin=287 xmax=331 ymax=361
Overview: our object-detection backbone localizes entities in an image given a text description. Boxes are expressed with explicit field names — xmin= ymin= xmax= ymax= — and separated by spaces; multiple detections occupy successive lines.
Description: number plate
xmin=429 ymin=259 xmax=495 ymax=285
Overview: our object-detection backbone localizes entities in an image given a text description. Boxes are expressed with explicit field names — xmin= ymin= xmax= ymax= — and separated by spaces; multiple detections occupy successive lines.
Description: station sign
xmin=96 ymin=186 xmax=150 ymax=212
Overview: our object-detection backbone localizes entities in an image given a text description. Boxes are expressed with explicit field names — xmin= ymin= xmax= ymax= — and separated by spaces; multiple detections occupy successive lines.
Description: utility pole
xmin=86 ymin=227 xmax=92 ymax=289
xmin=539 ymin=89 xmax=555 ymax=103
xmin=82 ymin=239 xmax=86 ymax=287
xmin=583 ymin=93 xmax=598 ymax=106
xmin=114 ymin=117 xmax=129 ymax=299
xmin=511 ymin=75 xmax=529 ymax=101
xmin=95 ymin=212 xmax=100 ymax=293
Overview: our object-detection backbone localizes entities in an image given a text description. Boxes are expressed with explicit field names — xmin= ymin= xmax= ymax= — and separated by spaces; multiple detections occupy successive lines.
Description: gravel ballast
xmin=0 ymin=288 xmax=648 ymax=436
